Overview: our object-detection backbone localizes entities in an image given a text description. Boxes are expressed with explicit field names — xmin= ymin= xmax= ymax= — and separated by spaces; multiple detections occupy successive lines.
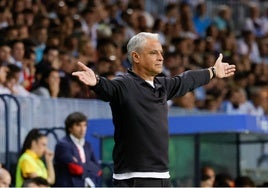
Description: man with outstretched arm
xmin=72 ymin=32 xmax=236 ymax=187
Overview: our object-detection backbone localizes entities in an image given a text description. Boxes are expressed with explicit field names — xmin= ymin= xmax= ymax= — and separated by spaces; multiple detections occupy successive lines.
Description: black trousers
xmin=113 ymin=178 xmax=172 ymax=187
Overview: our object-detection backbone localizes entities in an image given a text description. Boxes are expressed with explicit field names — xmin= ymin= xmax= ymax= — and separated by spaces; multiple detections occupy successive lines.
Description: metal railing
xmin=0 ymin=95 xmax=112 ymax=169
xmin=0 ymin=94 xmax=21 ymax=171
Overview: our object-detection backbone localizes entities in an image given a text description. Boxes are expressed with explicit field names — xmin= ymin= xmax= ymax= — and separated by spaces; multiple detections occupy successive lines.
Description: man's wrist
xmin=209 ymin=67 xmax=216 ymax=79
xmin=95 ymin=74 xmax=100 ymax=84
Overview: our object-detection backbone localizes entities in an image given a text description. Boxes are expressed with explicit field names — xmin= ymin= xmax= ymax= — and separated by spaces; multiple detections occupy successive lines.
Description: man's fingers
xmin=76 ymin=61 xmax=89 ymax=71
xmin=72 ymin=72 xmax=80 ymax=76
xmin=72 ymin=62 xmax=90 ymax=76
xmin=217 ymin=53 xmax=223 ymax=62
xmin=229 ymin=64 xmax=236 ymax=69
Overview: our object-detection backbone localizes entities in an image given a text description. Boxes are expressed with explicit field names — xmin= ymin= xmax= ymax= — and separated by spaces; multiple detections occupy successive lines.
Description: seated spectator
xmin=193 ymin=2 xmax=211 ymax=37
xmin=202 ymin=94 xmax=222 ymax=112
xmin=163 ymin=51 xmax=185 ymax=77
xmin=9 ymin=39 xmax=25 ymax=69
xmin=247 ymin=86 xmax=267 ymax=116
xmin=220 ymin=87 xmax=252 ymax=114
xmin=22 ymin=176 xmax=49 ymax=187
xmin=5 ymin=64 xmax=36 ymax=97
xmin=213 ymin=5 xmax=233 ymax=34
xmin=31 ymin=68 xmax=60 ymax=98
xmin=35 ymin=46 xmax=60 ymax=82
xmin=54 ymin=112 xmax=102 ymax=187
xmin=237 ymin=29 xmax=262 ymax=64
xmin=0 ymin=61 xmax=11 ymax=94
xmin=15 ymin=128 xmax=55 ymax=187
xmin=0 ymin=42 xmax=12 ymax=64
xmin=243 ymin=2 xmax=268 ymax=38
xmin=68 ymin=76 xmax=93 ymax=98
xmin=171 ymin=91 xmax=198 ymax=111
xmin=0 ymin=165 xmax=11 ymax=188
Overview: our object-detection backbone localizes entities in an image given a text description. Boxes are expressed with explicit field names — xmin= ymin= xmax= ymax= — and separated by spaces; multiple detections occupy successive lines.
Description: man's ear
xmin=132 ymin=51 xmax=140 ymax=63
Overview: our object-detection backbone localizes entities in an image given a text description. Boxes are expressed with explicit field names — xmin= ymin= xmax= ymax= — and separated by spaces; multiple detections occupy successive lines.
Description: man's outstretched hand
xmin=72 ymin=62 xmax=98 ymax=86
xmin=214 ymin=53 xmax=236 ymax=78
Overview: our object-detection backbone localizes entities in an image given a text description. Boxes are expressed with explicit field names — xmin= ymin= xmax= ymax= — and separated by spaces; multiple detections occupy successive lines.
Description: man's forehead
xmin=142 ymin=44 xmax=163 ymax=52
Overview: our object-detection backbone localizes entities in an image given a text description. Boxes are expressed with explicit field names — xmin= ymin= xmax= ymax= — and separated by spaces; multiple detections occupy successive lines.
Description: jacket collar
xmin=127 ymin=69 xmax=163 ymax=89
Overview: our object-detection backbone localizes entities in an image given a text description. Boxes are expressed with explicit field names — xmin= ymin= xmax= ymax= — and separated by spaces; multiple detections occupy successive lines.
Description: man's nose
xmin=158 ymin=52 xmax=163 ymax=61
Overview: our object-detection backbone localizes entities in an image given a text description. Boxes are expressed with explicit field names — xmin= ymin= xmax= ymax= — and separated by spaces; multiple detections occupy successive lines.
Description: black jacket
xmin=92 ymin=69 xmax=210 ymax=174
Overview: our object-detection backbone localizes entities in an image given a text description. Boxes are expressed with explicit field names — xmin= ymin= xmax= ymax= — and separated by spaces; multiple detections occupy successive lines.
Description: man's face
xmin=47 ymin=50 xmax=59 ymax=63
xmin=0 ymin=66 xmax=8 ymax=83
xmin=0 ymin=46 xmax=11 ymax=62
xmin=12 ymin=42 xmax=25 ymax=60
xmin=69 ymin=121 xmax=87 ymax=139
xmin=134 ymin=38 xmax=164 ymax=76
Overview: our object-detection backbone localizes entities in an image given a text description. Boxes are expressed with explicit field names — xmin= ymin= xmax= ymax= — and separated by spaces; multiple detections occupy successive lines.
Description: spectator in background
xmin=0 ymin=61 xmax=11 ymax=94
xmin=243 ymin=2 xmax=268 ymax=38
xmin=152 ymin=18 xmax=166 ymax=45
xmin=77 ymin=39 xmax=97 ymax=67
xmin=202 ymin=94 xmax=222 ymax=112
xmin=17 ymin=25 xmax=30 ymax=40
xmin=23 ymin=8 xmax=35 ymax=27
xmin=68 ymin=76 xmax=92 ymax=98
xmin=220 ymin=31 xmax=237 ymax=61
xmin=5 ymin=63 xmax=36 ymax=97
xmin=193 ymin=1 xmax=211 ymax=38
xmin=0 ymin=165 xmax=11 ymax=188
xmin=23 ymin=48 xmax=36 ymax=91
xmin=95 ymin=57 xmax=114 ymax=77
xmin=170 ymin=91 xmax=199 ymax=113
xmin=237 ymin=29 xmax=262 ymax=64
xmin=247 ymin=86 xmax=267 ymax=116
xmin=4 ymin=26 xmax=19 ymax=41
xmin=179 ymin=2 xmax=198 ymax=39
xmin=190 ymin=38 xmax=206 ymax=69
xmin=200 ymin=166 xmax=215 ymax=187
xmin=54 ymin=112 xmax=102 ymax=187
xmin=258 ymin=38 xmax=268 ymax=64
xmin=32 ymin=26 xmax=48 ymax=64
xmin=205 ymin=25 xmax=221 ymax=53
xmin=31 ymin=68 xmax=60 ymax=98
xmin=163 ymin=51 xmax=185 ymax=77
xmin=213 ymin=5 xmax=234 ymax=34
xmin=220 ymin=86 xmax=251 ymax=114
xmin=35 ymin=46 xmax=60 ymax=82
xmin=80 ymin=7 xmax=98 ymax=48
xmin=162 ymin=3 xmax=179 ymax=25
xmin=0 ymin=7 xmax=10 ymax=30
xmin=0 ymin=42 xmax=12 ymax=64
xmin=15 ymin=128 xmax=55 ymax=187
xmin=9 ymin=39 xmax=25 ymax=68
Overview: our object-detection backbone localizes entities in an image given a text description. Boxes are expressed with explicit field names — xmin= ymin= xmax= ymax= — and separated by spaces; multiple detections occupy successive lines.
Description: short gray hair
xmin=127 ymin=32 xmax=159 ymax=63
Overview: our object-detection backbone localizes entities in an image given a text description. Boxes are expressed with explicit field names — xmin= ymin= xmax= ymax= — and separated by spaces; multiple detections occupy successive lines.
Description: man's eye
xmin=150 ymin=51 xmax=158 ymax=54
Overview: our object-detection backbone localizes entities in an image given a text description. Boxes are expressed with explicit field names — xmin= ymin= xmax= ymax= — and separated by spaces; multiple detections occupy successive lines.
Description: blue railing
xmin=0 ymin=94 xmax=21 ymax=170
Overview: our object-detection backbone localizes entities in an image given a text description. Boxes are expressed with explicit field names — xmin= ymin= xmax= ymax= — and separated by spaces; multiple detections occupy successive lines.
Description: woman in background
xmin=15 ymin=128 xmax=55 ymax=187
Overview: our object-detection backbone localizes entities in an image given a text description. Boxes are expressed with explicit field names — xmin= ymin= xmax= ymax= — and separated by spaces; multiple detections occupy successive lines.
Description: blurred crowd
xmin=0 ymin=0 xmax=267 ymax=115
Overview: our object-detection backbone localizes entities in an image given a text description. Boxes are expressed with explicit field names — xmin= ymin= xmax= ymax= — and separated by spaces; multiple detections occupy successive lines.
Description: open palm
xmin=214 ymin=53 xmax=236 ymax=78
xmin=72 ymin=62 xmax=97 ymax=86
